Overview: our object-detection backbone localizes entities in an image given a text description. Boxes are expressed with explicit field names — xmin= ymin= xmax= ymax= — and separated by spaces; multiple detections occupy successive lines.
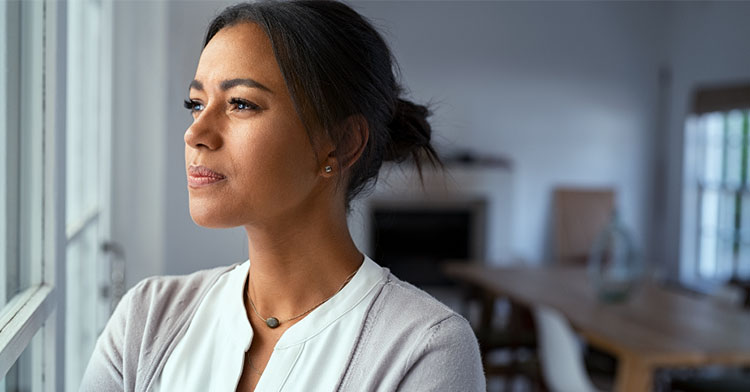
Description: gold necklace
xmin=246 ymin=267 xmax=359 ymax=329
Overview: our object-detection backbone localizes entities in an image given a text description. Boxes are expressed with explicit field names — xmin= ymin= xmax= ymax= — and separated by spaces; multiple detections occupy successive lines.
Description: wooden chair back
xmin=554 ymin=188 xmax=615 ymax=266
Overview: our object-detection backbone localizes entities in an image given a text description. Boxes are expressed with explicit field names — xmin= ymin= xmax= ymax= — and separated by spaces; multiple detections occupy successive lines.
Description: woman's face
xmin=184 ymin=22 xmax=331 ymax=228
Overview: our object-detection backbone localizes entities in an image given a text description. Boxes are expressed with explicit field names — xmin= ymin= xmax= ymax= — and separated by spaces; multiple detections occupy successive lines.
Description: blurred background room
xmin=2 ymin=0 xmax=750 ymax=391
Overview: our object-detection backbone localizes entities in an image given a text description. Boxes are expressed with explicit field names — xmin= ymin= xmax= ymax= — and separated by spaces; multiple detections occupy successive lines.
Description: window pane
xmin=0 ymin=0 xmax=14 ymax=309
xmin=699 ymin=189 xmax=719 ymax=278
xmin=0 ymin=0 xmax=44 ymax=312
xmin=701 ymin=113 xmax=724 ymax=184
xmin=723 ymin=111 xmax=745 ymax=186
xmin=740 ymin=192 xmax=750 ymax=279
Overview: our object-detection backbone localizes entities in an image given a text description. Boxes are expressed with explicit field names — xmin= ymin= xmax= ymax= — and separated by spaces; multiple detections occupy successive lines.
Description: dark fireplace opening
xmin=370 ymin=201 xmax=486 ymax=288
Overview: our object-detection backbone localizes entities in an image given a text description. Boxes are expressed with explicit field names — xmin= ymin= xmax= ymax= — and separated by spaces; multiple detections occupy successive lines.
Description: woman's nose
xmin=184 ymin=111 xmax=223 ymax=151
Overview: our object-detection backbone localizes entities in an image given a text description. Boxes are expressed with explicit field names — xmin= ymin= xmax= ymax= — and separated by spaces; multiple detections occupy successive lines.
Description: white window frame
xmin=0 ymin=0 xmax=67 ymax=390
xmin=681 ymin=83 xmax=750 ymax=285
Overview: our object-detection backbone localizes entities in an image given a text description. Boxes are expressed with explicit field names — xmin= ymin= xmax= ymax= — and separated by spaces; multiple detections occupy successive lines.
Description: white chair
xmin=532 ymin=305 xmax=602 ymax=392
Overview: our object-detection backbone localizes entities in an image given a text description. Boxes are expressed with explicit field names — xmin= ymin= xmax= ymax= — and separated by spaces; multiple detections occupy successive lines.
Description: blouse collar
xmin=224 ymin=254 xmax=386 ymax=351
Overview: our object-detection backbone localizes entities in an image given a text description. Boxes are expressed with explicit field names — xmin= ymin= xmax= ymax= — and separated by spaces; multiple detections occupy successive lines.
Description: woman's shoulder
xmin=120 ymin=263 xmax=241 ymax=334
xmin=339 ymin=271 xmax=485 ymax=391
xmin=374 ymin=271 xmax=469 ymax=329
xmin=80 ymin=263 xmax=241 ymax=392
xmin=365 ymin=271 xmax=478 ymax=353
xmin=128 ymin=263 xmax=238 ymax=303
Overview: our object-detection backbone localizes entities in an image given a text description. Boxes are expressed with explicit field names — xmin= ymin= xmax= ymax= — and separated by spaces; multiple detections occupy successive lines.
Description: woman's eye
xmin=183 ymin=99 xmax=204 ymax=113
xmin=229 ymin=98 xmax=260 ymax=111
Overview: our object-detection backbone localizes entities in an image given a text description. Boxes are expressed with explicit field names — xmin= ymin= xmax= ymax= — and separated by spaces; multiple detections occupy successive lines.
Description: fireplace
xmin=347 ymin=161 xmax=514 ymax=290
xmin=369 ymin=199 xmax=487 ymax=288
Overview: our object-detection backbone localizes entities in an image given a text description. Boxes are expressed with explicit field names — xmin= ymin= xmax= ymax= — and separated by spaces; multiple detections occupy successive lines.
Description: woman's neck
xmin=243 ymin=208 xmax=363 ymax=325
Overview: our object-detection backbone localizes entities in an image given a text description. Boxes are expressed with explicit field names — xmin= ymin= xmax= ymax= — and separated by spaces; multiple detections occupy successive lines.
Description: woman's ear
xmin=339 ymin=115 xmax=369 ymax=170
xmin=322 ymin=115 xmax=369 ymax=175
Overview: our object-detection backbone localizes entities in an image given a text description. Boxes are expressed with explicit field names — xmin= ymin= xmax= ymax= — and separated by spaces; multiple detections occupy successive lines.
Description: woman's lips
xmin=188 ymin=165 xmax=226 ymax=188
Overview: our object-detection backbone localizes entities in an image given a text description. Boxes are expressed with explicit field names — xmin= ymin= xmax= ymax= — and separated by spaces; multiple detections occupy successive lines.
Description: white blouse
xmin=152 ymin=255 xmax=387 ymax=392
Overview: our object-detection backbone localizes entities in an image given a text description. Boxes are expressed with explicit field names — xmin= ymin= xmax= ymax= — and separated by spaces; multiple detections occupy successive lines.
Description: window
xmin=0 ymin=0 xmax=114 ymax=389
xmin=682 ymin=84 xmax=750 ymax=282
xmin=0 ymin=0 xmax=57 ymax=389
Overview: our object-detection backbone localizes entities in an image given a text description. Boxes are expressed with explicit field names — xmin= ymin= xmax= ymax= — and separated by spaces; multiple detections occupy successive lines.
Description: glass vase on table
xmin=588 ymin=210 xmax=642 ymax=303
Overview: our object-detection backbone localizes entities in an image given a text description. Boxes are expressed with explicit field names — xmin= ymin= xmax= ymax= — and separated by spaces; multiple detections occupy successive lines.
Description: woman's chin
xmin=188 ymin=204 xmax=239 ymax=228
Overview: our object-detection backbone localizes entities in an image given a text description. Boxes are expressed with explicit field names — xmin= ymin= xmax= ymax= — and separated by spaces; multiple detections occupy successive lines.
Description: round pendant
xmin=266 ymin=317 xmax=280 ymax=328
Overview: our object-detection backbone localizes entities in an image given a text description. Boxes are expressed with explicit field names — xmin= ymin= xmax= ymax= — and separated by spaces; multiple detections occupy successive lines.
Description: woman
xmin=81 ymin=1 xmax=484 ymax=391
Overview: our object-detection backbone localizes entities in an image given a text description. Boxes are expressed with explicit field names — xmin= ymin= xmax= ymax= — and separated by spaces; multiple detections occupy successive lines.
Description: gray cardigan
xmin=80 ymin=264 xmax=486 ymax=391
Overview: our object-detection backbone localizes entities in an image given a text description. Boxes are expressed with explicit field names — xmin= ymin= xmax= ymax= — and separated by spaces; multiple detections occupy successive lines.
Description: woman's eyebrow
xmin=188 ymin=78 xmax=273 ymax=94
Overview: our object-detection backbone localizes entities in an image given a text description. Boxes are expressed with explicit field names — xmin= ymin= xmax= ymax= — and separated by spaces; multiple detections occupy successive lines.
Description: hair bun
xmin=384 ymin=98 xmax=435 ymax=163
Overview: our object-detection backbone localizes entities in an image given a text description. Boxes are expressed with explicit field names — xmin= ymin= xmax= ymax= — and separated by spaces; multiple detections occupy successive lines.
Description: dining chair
xmin=533 ymin=305 xmax=601 ymax=392
xmin=460 ymin=283 xmax=542 ymax=390
xmin=553 ymin=188 xmax=615 ymax=266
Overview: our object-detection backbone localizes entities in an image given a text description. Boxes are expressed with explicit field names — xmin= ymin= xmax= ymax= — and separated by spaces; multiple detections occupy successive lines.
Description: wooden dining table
xmin=443 ymin=262 xmax=750 ymax=392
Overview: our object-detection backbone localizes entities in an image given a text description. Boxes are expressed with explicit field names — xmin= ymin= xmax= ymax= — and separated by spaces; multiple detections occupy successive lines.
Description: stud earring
xmin=325 ymin=166 xmax=332 ymax=173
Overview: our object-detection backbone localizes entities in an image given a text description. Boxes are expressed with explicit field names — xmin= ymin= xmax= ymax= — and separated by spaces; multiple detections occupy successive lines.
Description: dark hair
xmin=204 ymin=0 xmax=442 ymax=210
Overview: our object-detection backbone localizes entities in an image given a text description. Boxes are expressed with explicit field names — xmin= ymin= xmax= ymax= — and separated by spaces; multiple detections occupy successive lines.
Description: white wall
xmin=111 ymin=1 xmax=169 ymax=288
xmin=351 ymin=1 xmax=667 ymax=264
xmin=112 ymin=1 xmax=750 ymax=282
